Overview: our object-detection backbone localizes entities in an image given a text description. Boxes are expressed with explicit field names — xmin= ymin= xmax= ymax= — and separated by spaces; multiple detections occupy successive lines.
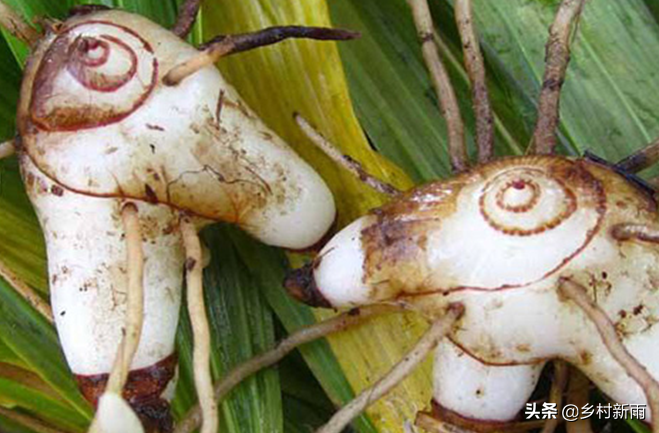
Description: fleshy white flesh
xmin=15 ymin=8 xmax=336 ymax=425
xmin=96 ymin=393 xmax=144 ymax=433
xmin=309 ymin=155 xmax=659 ymax=424
xmin=18 ymin=10 xmax=335 ymax=250
xmin=22 ymin=156 xmax=183 ymax=375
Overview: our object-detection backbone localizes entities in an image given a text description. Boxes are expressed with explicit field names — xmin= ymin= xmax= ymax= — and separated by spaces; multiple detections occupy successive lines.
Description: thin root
xmin=164 ymin=26 xmax=359 ymax=86
xmin=566 ymin=369 xmax=594 ymax=433
xmin=0 ymin=0 xmax=40 ymax=46
xmin=0 ymin=140 xmax=15 ymax=159
xmin=415 ymin=410 xmax=546 ymax=433
xmin=530 ymin=0 xmax=586 ymax=155
xmin=295 ymin=114 xmax=400 ymax=197
xmin=105 ymin=203 xmax=145 ymax=394
xmin=409 ymin=0 xmax=468 ymax=173
xmin=180 ymin=216 xmax=218 ymax=433
xmin=611 ymin=223 xmax=659 ymax=244
xmin=0 ymin=259 xmax=53 ymax=323
xmin=540 ymin=360 xmax=569 ymax=433
xmin=172 ymin=0 xmax=202 ymax=38
xmin=455 ymin=0 xmax=494 ymax=163
xmin=0 ymin=407 xmax=67 ymax=433
xmin=174 ymin=304 xmax=401 ymax=433
xmin=88 ymin=204 xmax=145 ymax=433
xmin=315 ymin=303 xmax=465 ymax=433
xmin=558 ymin=278 xmax=659 ymax=433
xmin=616 ymin=137 xmax=659 ymax=173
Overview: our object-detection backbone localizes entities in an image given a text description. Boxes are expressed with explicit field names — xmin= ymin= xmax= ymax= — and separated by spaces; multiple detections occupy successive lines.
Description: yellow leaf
xmin=203 ymin=1 xmax=433 ymax=430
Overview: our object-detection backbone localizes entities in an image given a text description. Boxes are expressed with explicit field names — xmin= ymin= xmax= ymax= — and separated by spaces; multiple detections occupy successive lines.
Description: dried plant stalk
xmin=0 ymin=258 xmax=53 ymax=322
xmin=566 ymin=369 xmax=594 ymax=433
xmin=0 ymin=0 xmax=39 ymax=45
xmin=295 ymin=114 xmax=400 ymax=197
xmin=540 ymin=361 xmax=569 ymax=433
xmin=616 ymin=137 xmax=659 ymax=173
xmin=164 ymin=26 xmax=359 ymax=85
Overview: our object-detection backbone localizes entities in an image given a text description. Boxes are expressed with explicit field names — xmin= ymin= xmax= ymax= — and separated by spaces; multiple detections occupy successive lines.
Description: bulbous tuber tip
xmin=284 ymin=263 xmax=332 ymax=308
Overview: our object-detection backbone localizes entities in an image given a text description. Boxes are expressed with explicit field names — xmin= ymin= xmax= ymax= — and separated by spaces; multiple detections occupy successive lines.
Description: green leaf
xmin=0 ymin=278 xmax=91 ymax=422
xmin=467 ymin=0 xmax=659 ymax=165
xmin=0 ymin=377 xmax=86 ymax=432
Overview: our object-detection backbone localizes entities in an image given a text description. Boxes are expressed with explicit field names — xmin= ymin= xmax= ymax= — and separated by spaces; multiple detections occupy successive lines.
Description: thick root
xmin=409 ymin=0 xmax=468 ymax=173
xmin=530 ymin=0 xmax=586 ymax=155
xmin=180 ymin=216 xmax=217 ymax=433
xmin=172 ymin=0 xmax=202 ymax=38
xmin=455 ymin=0 xmax=494 ymax=163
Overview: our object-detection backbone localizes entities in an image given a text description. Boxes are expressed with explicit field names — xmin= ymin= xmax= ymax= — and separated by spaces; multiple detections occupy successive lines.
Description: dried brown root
xmin=0 ymin=259 xmax=53 ymax=322
xmin=174 ymin=305 xmax=401 ymax=433
xmin=540 ymin=361 xmax=569 ymax=433
xmin=611 ymin=223 xmax=659 ymax=244
xmin=566 ymin=369 xmax=594 ymax=433
xmin=616 ymin=137 xmax=659 ymax=173
xmin=558 ymin=278 xmax=659 ymax=433
xmin=0 ymin=407 xmax=68 ymax=433
xmin=164 ymin=26 xmax=359 ymax=86
xmin=180 ymin=216 xmax=218 ymax=433
xmin=409 ymin=0 xmax=468 ymax=173
xmin=530 ymin=0 xmax=586 ymax=155
xmin=105 ymin=203 xmax=145 ymax=394
xmin=0 ymin=139 xmax=15 ymax=159
xmin=415 ymin=409 xmax=546 ymax=433
xmin=172 ymin=0 xmax=202 ymax=38
xmin=294 ymin=114 xmax=400 ymax=197
xmin=454 ymin=0 xmax=494 ymax=163
xmin=315 ymin=303 xmax=465 ymax=433
xmin=0 ymin=0 xmax=40 ymax=46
